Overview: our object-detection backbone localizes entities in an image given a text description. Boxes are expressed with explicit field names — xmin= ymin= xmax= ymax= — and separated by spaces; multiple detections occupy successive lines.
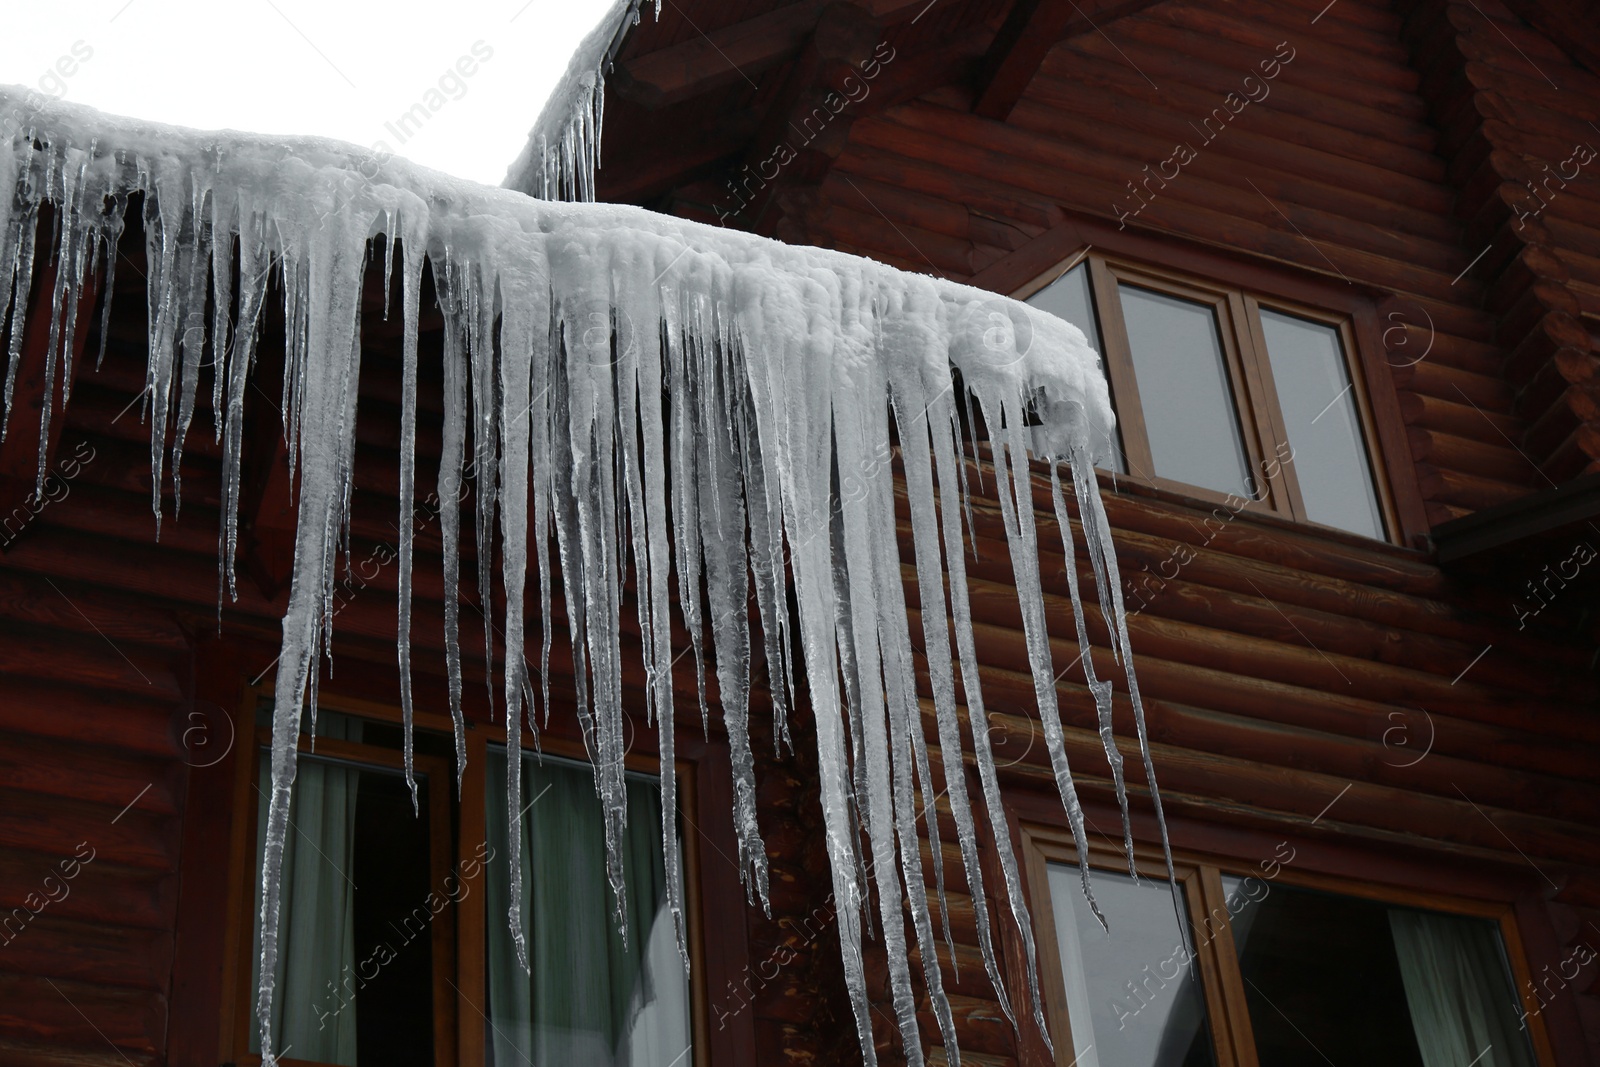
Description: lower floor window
xmin=1034 ymin=833 xmax=1542 ymax=1067
xmin=483 ymin=749 xmax=692 ymax=1066
xmin=235 ymin=707 xmax=695 ymax=1067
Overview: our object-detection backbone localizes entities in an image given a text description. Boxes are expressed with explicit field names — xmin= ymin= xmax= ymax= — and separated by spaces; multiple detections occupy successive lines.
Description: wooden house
xmin=0 ymin=0 xmax=1597 ymax=1066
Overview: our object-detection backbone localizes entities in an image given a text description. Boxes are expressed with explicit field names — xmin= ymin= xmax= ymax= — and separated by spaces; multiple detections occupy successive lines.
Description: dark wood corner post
xmin=166 ymin=635 xmax=252 ymax=1067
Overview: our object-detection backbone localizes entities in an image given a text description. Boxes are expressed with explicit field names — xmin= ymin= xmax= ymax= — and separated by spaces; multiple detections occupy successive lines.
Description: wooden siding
xmin=0 ymin=227 xmax=853 ymax=1066
xmin=783 ymin=0 xmax=1600 ymax=527
xmin=740 ymin=0 xmax=1600 ymax=1063
xmin=1 ymin=2 xmax=1598 ymax=1066
xmin=1403 ymin=0 xmax=1600 ymax=484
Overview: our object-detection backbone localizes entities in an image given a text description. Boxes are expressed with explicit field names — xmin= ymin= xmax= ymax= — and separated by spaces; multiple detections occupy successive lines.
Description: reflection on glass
xmin=250 ymin=713 xmax=437 ymax=1065
xmin=1223 ymin=875 xmax=1537 ymax=1067
xmin=485 ymin=750 xmax=692 ymax=1067
xmin=1048 ymin=864 xmax=1217 ymax=1067
xmin=1119 ymin=286 xmax=1252 ymax=496
xmin=1258 ymin=310 xmax=1383 ymax=538
xmin=1027 ymin=263 xmax=1127 ymax=471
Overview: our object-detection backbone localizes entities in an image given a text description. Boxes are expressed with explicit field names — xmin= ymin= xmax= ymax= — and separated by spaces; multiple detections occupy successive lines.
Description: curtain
xmin=1388 ymin=909 xmax=1536 ymax=1067
xmin=486 ymin=749 xmax=692 ymax=1067
xmin=251 ymin=716 xmax=362 ymax=1064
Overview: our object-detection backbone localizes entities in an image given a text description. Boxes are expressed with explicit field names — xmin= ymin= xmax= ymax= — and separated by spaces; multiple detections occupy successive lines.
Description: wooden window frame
xmin=216 ymin=691 xmax=711 ymax=1067
xmin=1018 ymin=251 xmax=1401 ymax=543
xmin=973 ymin=213 xmax=1430 ymax=547
xmin=1018 ymin=823 xmax=1560 ymax=1067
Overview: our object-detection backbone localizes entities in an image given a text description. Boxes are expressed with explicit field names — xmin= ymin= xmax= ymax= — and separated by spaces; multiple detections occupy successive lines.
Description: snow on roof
xmin=500 ymin=0 xmax=648 ymax=200
xmin=0 ymin=84 xmax=1164 ymax=1067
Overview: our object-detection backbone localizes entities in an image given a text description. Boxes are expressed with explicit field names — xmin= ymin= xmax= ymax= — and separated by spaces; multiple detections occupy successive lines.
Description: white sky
xmin=1 ymin=0 xmax=616 ymax=186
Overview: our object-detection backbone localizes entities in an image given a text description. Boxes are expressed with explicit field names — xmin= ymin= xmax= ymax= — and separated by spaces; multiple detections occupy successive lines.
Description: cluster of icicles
xmin=502 ymin=0 xmax=654 ymax=202
xmin=0 ymin=86 xmax=1178 ymax=1066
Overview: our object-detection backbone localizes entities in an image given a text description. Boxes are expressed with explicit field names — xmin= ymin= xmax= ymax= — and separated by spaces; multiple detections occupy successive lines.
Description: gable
xmin=596 ymin=0 xmax=1600 ymax=529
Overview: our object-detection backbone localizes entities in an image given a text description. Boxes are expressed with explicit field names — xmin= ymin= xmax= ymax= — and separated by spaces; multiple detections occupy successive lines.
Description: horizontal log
xmin=0 ymin=730 xmax=181 ymax=819
xmin=1155 ymin=0 xmax=1416 ymax=78
xmin=0 ymin=1035 xmax=160 ymax=1067
xmin=0 ymin=789 xmax=177 ymax=872
xmin=0 ymin=623 xmax=180 ymax=704
xmin=972 ymin=706 xmax=1600 ymax=866
xmin=946 ymin=628 xmax=1595 ymax=787
xmin=881 ymin=100 xmax=1463 ymax=274
xmin=1055 ymin=31 xmax=1442 ymax=164
xmin=0 ymin=681 xmax=178 ymax=759
xmin=1390 ymin=358 xmax=1515 ymax=410
xmin=1004 ymin=98 xmax=1459 ymax=245
xmin=852 ymin=109 xmax=1472 ymax=301
xmin=0 ymin=975 xmax=163 ymax=1059
xmin=0 ymin=914 xmax=172 ymax=991
xmin=1112 ymin=11 xmax=1429 ymax=119
xmin=1407 ymin=426 xmax=1541 ymax=484
xmin=1415 ymin=462 xmax=1534 ymax=510
xmin=0 ymin=569 xmax=190 ymax=655
xmin=0 ymin=849 xmax=174 ymax=932
xmin=1399 ymin=391 xmax=1524 ymax=440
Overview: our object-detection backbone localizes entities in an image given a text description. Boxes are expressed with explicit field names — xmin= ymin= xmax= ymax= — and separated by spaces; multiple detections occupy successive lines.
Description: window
xmin=1024 ymin=829 xmax=1546 ymax=1067
xmin=1023 ymin=256 xmax=1391 ymax=541
xmin=225 ymin=705 xmax=699 ymax=1067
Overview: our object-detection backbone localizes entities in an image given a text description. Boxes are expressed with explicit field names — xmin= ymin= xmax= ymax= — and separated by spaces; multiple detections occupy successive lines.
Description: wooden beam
xmin=1494 ymin=0 xmax=1600 ymax=80
xmin=597 ymin=116 xmax=758 ymax=204
xmin=972 ymin=0 xmax=1166 ymax=121
xmin=735 ymin=2 xmax=884 ymax=228
xmin=1432 ymin=469 xmax=1600 ymax=563
xmin=611 ymin=1 xmax=828 ymax=109
xmin=609 ymin=0 xmax=952 ymax=111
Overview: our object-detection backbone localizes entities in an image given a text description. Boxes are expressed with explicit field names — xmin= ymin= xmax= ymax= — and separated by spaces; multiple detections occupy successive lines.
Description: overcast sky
xmin=1 ymin=0 xmax=615 ymax=186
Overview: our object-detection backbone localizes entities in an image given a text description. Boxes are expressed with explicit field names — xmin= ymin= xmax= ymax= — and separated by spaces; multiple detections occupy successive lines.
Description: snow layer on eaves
xmin=0 ymin=84 xmax=1178 ymax=1067
xmin=500 ymin=0 xmax=647 ymax=199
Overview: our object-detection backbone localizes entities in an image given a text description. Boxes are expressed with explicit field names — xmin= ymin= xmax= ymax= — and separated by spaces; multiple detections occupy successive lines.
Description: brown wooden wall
xmin=2 ymin=2 xmax=1599 ymax=1065
xmin=711 ymin=0 xmax=1600 ymax=1063
xmin=0 ymin=228 xmax=853 ymax=1066
xmin=776 ymin=0 xmax=1600 ymax=525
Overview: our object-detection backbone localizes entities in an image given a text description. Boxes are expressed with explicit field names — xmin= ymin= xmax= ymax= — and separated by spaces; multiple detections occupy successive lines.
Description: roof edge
xmin=500 ymin=0 xmax=652 ymax=200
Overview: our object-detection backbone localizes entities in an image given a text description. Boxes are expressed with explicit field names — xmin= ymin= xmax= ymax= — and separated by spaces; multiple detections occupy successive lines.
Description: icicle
xmin=256 ymin=197 xmax=369 ymax=1061
xmin=1050 ymin=462 xmax=1136 ymax=877
xmin=927 ymin=384 xmax=1048 ymax=1040
xmin=3 ymin=149 xmax=42 ymax=442
xmin=397 ymin=221 xmax=426 ymax=807
xmin=985 ymin=397 xmax=1103 ymax=932
xmin=892 ymin=356 xmax=1015 ymax=1025
xmin=498 ymin=258 xmax=540 ymax=969
xmin=1067 ymin=447 xmax=1189 ymax=951
xmin=437 ymin=259 xmax=470 ymax=800
xmin=219 ymin=211 xmax=269 ymax=607
xmin=0 ymin=86 xmax=1169 ymax=1067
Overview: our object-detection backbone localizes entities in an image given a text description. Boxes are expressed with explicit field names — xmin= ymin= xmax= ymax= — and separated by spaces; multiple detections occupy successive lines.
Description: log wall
xmin=749 ymin=0 xmax=1600 ymax=1063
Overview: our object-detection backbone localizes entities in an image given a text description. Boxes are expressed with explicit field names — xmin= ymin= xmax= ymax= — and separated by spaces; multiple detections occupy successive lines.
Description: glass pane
xmin=1027 ymin=263 xmax=1127 ymax=471
xmin=1119 ymin=285 xmax=1252 ymax=497
xmin=1258 ymin=309 xmax=1384 ymax=538
xmin=1223 ymin=876 xmax=1537 ymax=1067
xmin=250 ymin=716 xmax=437 ymax=1065
xmin=485 ymin=750 xmax=692 ymax=1067
xmin=1048 ymin=864 xmax=1218 ymax=1067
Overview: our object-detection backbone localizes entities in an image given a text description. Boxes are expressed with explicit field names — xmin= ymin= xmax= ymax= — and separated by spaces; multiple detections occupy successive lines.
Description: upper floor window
xmin=231 ymin=706 xmax=696 ymax=1067
xmin=1024 ymin=829 xmax=1544 ymax=1067
xmin=1024 ymin=256 xmax=1392 ymax=541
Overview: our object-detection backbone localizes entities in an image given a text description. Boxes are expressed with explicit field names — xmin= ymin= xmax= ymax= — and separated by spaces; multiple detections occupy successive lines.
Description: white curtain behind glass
xmin=250 ymin=717 xmax=362 ymax=1063
xmin=485 ymin=749 xmax=692 ymax=1067
xmin=1388 ymin=910 xmax=1536 ymax=1067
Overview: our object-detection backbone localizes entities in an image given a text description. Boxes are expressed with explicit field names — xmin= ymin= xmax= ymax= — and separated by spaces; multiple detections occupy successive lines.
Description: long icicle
xmin=0 ymin=94 xmax=1169 ymax=1067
